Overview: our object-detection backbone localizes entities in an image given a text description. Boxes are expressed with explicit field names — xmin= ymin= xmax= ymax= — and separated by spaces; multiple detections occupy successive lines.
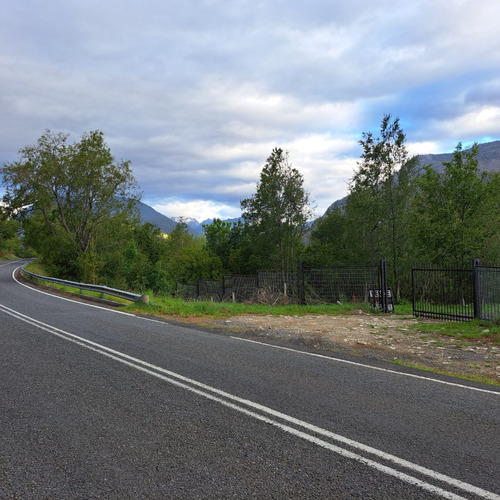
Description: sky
xmin=1 ymin=0 xmax=500 ymax=222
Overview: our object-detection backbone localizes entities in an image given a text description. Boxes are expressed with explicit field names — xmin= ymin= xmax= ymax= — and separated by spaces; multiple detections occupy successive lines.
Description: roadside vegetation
xmin=409 ymin=319 xmax=500 ymax=345
xmin=391 ymin=360 xmax=498 ymax=386
xmin=23 ymin=259 xmax=499 ymax=351
xmin=2 ymin=119 xmax=499 ymax=343
xmin=124 ymin=295 xmax=373 ymax=318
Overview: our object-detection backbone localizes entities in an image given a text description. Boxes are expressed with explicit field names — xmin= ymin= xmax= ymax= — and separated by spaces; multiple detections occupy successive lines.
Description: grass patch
xmin=124 ymin=294 xmax=373 ymax=319
xmin=391 ymin=359 xmax=500 ymax=386
xmin=411 ymin=319 xmax=500 ymax=345
xmin=24 ymin=260 xmax=48 ymax=275
xmin=393 ymin=302 xmax=414 ymax=315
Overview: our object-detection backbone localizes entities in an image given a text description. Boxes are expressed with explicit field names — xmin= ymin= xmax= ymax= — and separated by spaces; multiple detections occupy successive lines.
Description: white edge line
xmin=230 ymin=336 xmax=500 ymax=396
xmin=12 ymin=265 xmax=500 ymax=396
xmin=0 ymin=302 xmax=498 ymax=500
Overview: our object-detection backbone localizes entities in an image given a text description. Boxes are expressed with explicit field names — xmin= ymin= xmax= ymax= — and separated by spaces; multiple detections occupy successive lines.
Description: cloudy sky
xmin=1 ymin=0 xmax=499 ymax=221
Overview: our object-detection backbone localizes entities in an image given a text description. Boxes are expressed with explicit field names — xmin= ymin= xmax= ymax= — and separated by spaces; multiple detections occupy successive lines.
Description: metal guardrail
xmin=21 ymin=267 xmax=149 ymax=304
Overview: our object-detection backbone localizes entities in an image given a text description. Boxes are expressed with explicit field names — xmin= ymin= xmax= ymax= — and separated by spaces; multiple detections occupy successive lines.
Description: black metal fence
xmin=412 ymin=260 xmax=500 ymax=321
xmin=176 ymin=263 xmax=376 ymax=305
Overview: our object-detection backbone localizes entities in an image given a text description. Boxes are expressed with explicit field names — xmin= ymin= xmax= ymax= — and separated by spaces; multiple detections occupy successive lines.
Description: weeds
xmin=391 ymin=360 xmax=499 ymax=386
xmin=411 ymin=320 xmax=500 ymax=345
xmin=124 ymin=294 xmax=373 ymax=318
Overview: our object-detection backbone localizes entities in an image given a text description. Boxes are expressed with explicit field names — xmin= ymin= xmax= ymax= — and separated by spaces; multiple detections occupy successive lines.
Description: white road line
xmin=12 ymin=266 xmax=500 ymax=395
xmin=231 ymin=336 xmax=500 ymax=395
xmin=0 ymin=302 xmax=498 ymax=500
xmin=0 ymin=259 xmax=22 ymax=268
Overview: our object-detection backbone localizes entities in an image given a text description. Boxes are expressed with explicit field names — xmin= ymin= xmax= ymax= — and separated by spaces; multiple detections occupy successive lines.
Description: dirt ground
xmin=184 ymin=312 xmax=500 ymax=384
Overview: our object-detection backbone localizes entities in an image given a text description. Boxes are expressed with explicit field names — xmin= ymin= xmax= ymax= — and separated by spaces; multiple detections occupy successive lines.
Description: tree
xmin=347 ymin=114 xmax=419 ymax=297
xmin=161 ymin=222 xmax=222 ymax=291
xmin=241 ymin=148 xmax=313 ymax=271
xmin=483 ymin=172 xmax=500 ymax=264
xmin=1 ymin=130 xmax=139 ymax=277
xmin=412 ymin=143 xmax=498 ymax=264
xmin=0 ymin=205 xmax=21 ymax=257
xmin=203 ymin=218 xmax=233 ymax=271
xmin=305 ymin=205 xmax=350 ymax=266
xmin=203 ymin=218 xmax=250 ymax=274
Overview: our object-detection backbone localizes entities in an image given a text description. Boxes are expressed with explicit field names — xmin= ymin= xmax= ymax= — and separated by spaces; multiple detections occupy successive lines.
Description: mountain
xmin=172 ymin=216 xmax=204 ymax=235
xmin=173 ymin=216 xmax=243 ymax=235
xmin=418 ymin=140 xmax=500 ymax=174
xmin=135 ymin=201 xmax=178 ymax=234
xmin=136 ymin=208 xmax=243 ymax=236
xmin=324 ymin=139 xmax=500 ymax=215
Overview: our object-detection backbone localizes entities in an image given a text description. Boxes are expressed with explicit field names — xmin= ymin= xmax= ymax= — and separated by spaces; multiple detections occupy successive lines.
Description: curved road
xmin=0 ymin=259 xmax=499 ymax=499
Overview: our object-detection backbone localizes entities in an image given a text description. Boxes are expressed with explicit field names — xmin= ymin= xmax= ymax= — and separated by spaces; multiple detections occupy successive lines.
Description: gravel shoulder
xmin=184 ymin=312 xmax=500 ymax=384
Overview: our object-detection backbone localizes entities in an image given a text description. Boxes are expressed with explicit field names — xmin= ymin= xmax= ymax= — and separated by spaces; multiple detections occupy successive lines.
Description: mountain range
xmin=418 ymin=140 xmax=500 ymax=174
xmin=137 ymin=140 xmax=500 ymax=233
xmin=325 ymin=139 xmax=500 ymax=214
xmin=135 ymin=202 xmax=241 ymax=236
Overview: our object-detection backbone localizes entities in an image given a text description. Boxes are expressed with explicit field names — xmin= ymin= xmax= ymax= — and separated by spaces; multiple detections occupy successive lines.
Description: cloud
xmin=1 ymin=0 xmax=499 ymax=221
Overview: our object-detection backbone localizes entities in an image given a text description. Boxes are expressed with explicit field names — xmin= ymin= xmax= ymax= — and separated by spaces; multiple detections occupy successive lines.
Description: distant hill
xmin=136 ymin=202 xmax=242 ymax=235
xmin=172 ymin=216 xmax=204 ymax=235
xmin=135 ymin=201 xmax=178 ymax=234
xmin=324 ymin=139 xmax=500 ymax=215
xmin=418 ymin=140 xmax=500 ymax=174
xmin=173 ymin=216 xmax=243 ymax=235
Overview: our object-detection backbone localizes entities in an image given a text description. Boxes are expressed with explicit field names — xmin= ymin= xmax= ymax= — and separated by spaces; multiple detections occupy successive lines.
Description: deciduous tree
xmin=241 ymin=148 xmax=313 ymax=271
xmin=1 ymin=130 xmax=139 ymax=277
xmin=412 ymin=143 xmax=497 ymax=264
xmin=347 ymin=114 xmax=419 ymax=297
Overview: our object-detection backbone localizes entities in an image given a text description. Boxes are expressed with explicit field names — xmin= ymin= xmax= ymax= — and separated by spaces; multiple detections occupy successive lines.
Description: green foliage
xmin=346 ymin=114 xmax=419 ymax=298
xmin=412 ymin=143 xmax=497 ymax=264
xmin=305 ymin=205 xmax=350 ymax=265
xmin=203 ymin=218 xmax=238 ymax=272
xmin=0 ymin=206 xmax=21 ymax=257
xmin=1 ymin=129 xmax=139 ymax=277
xmin=241 ymin=148 xmax=313 ymax=272
xmin=410 ymin=319 xmax=499 ymax=344
xmin=307 ymin=116 xmax=500 ymax=301
xmin=160 ymin=222 xmax=222 ymax=291
xmin=4 ymin=122 xmax=497 ymax=303
xmin=482 ymin=172 xmax=500 ymax=264
xmin=125 ymin=293 xmax=372 ymax=318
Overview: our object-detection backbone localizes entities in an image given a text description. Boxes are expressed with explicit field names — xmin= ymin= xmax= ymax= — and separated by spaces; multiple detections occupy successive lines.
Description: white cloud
xmin=1 ymin=0 xmax=500 ymax=221
xmin=152 ymin=199 xmax=241 ymax=222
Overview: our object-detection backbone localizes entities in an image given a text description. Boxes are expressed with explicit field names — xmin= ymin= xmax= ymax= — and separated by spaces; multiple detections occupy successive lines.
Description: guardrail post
xmin=139 ymin=294 xmax=149 ymax=305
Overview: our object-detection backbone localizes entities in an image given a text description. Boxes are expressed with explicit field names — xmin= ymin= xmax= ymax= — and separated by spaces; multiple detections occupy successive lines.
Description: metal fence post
xmin=411 ymin=268 xmax=416 ymax=317
xmin=472 ymin=258 xmax=481 ymax=319
xmin=380 ymin=259 xmax=388 ymax=313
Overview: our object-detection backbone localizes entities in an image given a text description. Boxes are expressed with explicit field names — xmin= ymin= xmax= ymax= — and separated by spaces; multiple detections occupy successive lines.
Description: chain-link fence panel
xmin=303 ymin=266 xmax=372 ymax=304
xmin=198 ymin=279 xmax=224 ymax=301
xmin=223 ymin=275 xmax=258 ymax=303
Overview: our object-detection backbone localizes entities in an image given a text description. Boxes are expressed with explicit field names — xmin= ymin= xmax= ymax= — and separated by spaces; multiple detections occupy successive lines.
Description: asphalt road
xmin=0 ymin=259 xmax=499 ymax=499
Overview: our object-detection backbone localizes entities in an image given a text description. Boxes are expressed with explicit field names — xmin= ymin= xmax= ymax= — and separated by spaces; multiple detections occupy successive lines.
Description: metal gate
xmin=412 ymin=259 xmax=500 ymax=321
